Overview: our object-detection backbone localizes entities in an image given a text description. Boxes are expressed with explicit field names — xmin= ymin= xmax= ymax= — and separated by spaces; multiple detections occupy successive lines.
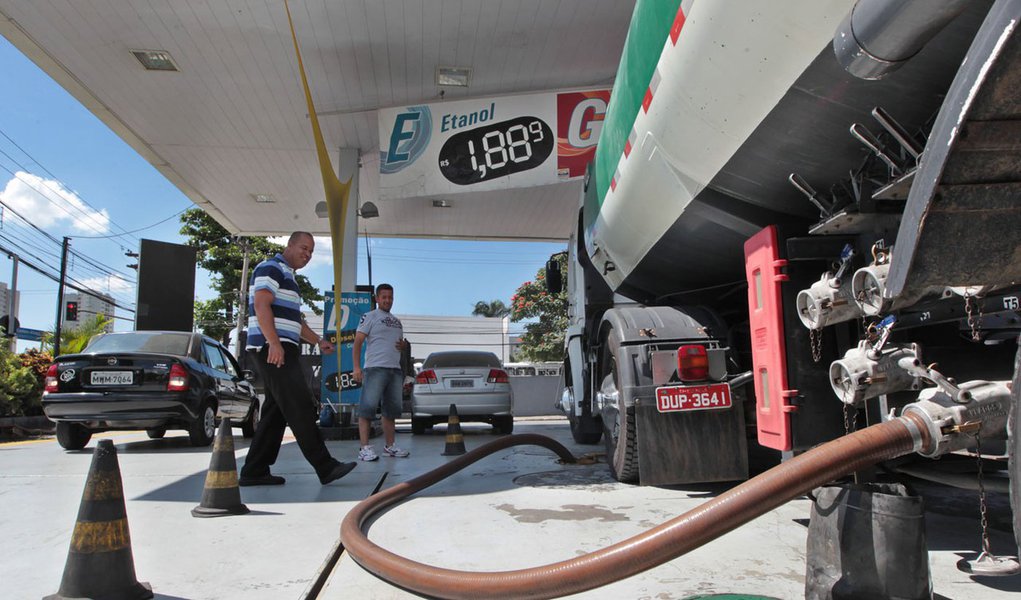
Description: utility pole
xmin=234 ymin=240 xmax=250 ymax=355
xmin=7 ymin=253 xmax=18 ymax=352
xmin=54 ymin=237 xmax=69 ymax=357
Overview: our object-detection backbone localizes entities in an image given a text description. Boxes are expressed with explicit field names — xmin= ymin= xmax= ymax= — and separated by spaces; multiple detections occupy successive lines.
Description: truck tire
xmin=601 ymin=328 xmax=639 ymax=483
xmin=1010 ymin=335 xmax=1020 ymax=553
xmin=563 ymin=367 xmax=602 ymax=444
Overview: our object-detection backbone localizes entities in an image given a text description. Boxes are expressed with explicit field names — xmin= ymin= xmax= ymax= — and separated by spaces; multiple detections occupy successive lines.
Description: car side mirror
xmin=545 ymin=258 xmax=563 ymax=295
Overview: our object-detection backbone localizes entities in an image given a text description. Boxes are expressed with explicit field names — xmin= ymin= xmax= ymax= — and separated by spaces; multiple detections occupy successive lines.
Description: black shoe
xmin=239 ymin=473 xmax=286 ymax=486
xmin=320 ymin=461 xmax=356 ymax=484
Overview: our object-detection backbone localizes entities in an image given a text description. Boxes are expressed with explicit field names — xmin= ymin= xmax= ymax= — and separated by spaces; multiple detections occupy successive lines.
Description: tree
xmin=41 ymin=313 xmax=114 ymax=355
xmin=179 ymin=208 xmax=324 ymax=341
xmin=0 ymin=343 xmax=42 ymax=417
xmin=510 ymin=253 xmax=568 ymax=362
xmin=471 ymin=299 xmax=511 ymax=318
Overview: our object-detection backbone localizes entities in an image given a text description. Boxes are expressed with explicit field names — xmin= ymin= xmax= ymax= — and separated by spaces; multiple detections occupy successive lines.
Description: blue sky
xmin=0 ymin=36 xmax=565 ymax=347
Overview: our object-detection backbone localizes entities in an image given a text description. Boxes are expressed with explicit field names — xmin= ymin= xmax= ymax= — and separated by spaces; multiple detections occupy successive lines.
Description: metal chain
xmin=810 ymin=328 xmax=822 ymax=363
xmin=965 ymin=293 xmax=982 ymax=342
xmin=974 ymin=432 xmax=992 ymax=554
xmin=843 ymin=402 xmax=857 ymax=436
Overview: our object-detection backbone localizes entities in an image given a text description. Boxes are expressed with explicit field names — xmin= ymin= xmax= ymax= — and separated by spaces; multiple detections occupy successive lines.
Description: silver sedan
xmin=411 ymin=351 xmax=513 ymax=435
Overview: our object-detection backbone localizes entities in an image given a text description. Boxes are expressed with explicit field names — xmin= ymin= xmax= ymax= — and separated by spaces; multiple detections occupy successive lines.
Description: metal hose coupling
xmin=902 ymin=379 xmax=1012 ymax=457
xmin=342 ymin=421 xmax=932 ymax=600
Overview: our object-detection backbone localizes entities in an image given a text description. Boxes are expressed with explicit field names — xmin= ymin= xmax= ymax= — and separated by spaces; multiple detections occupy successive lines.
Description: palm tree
xmin=42 ymin=313 xmax=114 ymax=355
xmin=472 ymin=299 xmax=511 ymax=318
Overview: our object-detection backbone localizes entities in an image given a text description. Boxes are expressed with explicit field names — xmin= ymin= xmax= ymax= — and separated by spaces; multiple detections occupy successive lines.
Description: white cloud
xmin=0 ymin=171 xmax=110 ymax=233
xmin=77 ymin=274 xmax=134 ymax=297
xmin=268 ymin=234 xmax=336 ymax=270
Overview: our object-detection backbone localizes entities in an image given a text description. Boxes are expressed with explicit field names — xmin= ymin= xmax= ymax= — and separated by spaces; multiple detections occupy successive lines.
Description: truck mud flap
xmin=634 ymin=391 xmax=748 ymax=486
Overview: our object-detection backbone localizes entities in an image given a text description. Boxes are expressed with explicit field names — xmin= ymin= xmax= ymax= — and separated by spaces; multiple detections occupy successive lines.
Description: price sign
xmin=378 ymin=89 xmax=609 ymax=200
xmin=439 ymin=117 xmax=554 ymax=185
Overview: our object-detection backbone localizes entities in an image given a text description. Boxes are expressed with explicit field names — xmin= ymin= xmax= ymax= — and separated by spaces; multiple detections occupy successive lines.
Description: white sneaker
xmin=358 ymin=445 xmax=379 ymax=461
xmin=383 ymin=444 xmax=410 ymax=458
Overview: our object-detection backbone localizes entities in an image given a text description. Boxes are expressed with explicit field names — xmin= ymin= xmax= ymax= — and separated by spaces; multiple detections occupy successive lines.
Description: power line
xmin=0 ymin=240 xmax=135 ymax=314
xmin=0 ymin=127 xmax=140 ymax=244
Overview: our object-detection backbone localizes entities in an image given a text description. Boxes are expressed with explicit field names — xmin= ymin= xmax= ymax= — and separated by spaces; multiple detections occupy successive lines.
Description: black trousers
xmin=241 ymin=344 xmax=335 ymax=478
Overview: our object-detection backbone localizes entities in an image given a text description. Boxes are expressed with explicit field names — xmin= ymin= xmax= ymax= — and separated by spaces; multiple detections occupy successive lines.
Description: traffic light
xmin=65 ymin=301 xmax=79 ymax=321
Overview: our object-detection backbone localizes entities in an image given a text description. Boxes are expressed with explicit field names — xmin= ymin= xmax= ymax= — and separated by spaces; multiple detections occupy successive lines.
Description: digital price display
xmin=438 ymin=116 xmax=554 ymax=185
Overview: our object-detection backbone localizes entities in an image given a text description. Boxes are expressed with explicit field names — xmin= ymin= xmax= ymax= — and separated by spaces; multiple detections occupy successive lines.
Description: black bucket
xmin=805 ymin=482 xmax=931 ymax=600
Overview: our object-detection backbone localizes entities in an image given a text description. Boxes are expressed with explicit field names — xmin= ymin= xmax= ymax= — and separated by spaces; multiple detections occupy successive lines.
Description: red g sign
xmin=556 ymin=90 xmax=610 ymax=179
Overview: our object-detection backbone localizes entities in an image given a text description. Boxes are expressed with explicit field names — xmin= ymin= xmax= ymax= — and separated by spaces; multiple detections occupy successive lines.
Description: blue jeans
xmin=359 ymin=367 xmax=403 ymax=420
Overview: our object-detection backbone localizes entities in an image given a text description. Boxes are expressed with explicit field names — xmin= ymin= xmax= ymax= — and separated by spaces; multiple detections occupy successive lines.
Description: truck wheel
xmin=189 ymin=401 xmax=216 ymax=446
xmin=56 ymin=422 xmax=92 ymax=450
xmin=601 ymin=328 xmax=639 ymax=483
xmin=1009 ymin=336 xmax=1020 ymax=553
xmin=568 ymin=400 xmax=602 ymax=445
xmin=146 ymin=427 xmax=166 ymax=439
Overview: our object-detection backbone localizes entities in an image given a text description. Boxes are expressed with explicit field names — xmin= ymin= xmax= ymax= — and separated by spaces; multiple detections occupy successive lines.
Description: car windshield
xmin=423 ymin=352 xmax=501 ymax=369
xmin=85 ymin=332 xmax=191 ymax=355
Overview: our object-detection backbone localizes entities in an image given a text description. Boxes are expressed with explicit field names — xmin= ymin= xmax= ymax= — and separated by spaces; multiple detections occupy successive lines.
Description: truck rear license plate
xmin=450 ymin=379 xmax=474 ymax=388
xmin=91 ymin=371 xmax=133 ymax=385
xmin=655 ymin=383 xmax=731 ymax=413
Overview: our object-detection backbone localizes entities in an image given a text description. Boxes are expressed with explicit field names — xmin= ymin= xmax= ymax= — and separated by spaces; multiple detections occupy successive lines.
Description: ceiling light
xmin=314 ymin=201 xmax=327 ymax=218
xmin=436 ymin=66 xmax=472 ymax=87
xmin=131 ymin=49 xmax=179 ymax=72
xmin=359 ymin=201 xmax=380 ymax=219
xmin=251 ymin=193 xmax=275 ymax=204
xmin=432 ymin=199 xmax=451 ymax=208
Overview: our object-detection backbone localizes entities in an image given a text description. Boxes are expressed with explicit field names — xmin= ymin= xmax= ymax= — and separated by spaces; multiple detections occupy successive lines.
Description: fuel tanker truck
xmin=554 ymin=0 xmax=1021 ymax=548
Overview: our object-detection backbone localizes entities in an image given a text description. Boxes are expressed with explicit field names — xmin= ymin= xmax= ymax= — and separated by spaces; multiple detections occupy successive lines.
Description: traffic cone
xmin=46 ymin=439 xmax=152 ymax=600
xmin=441 ymin=404 xmax=466 ymax=456
xmin=192 ymin=418 xmax=250 ymax=518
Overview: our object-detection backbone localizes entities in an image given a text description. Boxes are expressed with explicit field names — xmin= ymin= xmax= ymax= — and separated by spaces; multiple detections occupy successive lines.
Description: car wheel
xmin=411 ymin=417 xmax=428 ymax=435
xmin=189 ymin=400 xmax=217 ymax=446
xmin=146 ymin=427 xmax=167 ymax=439
xmin=493 ymin=415 xmax=514 ymax=435
xmin=241 ymin=402 xmax=259 ymax=439
xmin=56 ymin=422 xmax=92 ymax=450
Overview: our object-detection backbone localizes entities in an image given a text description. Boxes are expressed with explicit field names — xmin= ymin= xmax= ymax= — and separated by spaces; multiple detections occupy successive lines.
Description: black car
xmin=42 ymin=331 xmax=260 ymax=450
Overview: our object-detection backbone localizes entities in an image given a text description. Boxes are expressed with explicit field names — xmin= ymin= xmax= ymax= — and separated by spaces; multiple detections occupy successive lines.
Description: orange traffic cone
xmin=46 ymin=439 xmax=152 ymax=600
xmin=441 ymin=404 xmax=466 ymax=456
xmin=192 ymin=418 xmax=250 ymax=518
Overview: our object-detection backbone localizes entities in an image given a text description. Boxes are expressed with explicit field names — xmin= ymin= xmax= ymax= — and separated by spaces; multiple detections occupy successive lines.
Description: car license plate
xmin=90 ymin=371 xmax=133 ymax=385
xmin=655 ymin=383 xmax=731 ymax=413
xmin=450 ymin=379 xmax=474 ymax=388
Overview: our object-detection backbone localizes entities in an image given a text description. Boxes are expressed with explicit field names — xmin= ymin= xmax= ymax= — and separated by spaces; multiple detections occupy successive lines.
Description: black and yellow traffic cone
xmin=46 ymin=439 xmax=152 ymax=600
xmin=441 ymin=404 xmax=466 ymax=456
xmin=192 ymin=418 xmax=250 ymax=518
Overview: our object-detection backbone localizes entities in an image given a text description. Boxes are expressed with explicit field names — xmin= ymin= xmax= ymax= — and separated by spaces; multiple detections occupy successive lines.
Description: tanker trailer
xmin=554 ymin=0 xmax=1021 ymax=550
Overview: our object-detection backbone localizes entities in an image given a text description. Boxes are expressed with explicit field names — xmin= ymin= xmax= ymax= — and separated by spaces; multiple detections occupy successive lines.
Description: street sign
xmin=16 ymin=328 xmax=45 ymax=342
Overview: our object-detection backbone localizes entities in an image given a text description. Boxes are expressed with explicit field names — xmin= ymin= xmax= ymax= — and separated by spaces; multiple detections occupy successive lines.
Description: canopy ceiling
xmin=0 ymin=0 xmax=635 ymax=240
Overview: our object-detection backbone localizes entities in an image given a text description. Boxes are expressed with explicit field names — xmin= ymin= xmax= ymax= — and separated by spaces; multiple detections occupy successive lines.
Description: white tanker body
xmin=556 ymin=0 xmax=1021 ymax=553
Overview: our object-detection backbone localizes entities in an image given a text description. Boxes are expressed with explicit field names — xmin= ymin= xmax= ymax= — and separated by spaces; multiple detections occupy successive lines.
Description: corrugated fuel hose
xmin=341 ymin=417 xmax=932 ymax=599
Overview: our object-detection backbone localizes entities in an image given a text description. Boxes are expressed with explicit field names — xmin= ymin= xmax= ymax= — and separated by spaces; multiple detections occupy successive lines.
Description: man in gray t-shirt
xmin=352 ymin=283 xmax=410 ymax=461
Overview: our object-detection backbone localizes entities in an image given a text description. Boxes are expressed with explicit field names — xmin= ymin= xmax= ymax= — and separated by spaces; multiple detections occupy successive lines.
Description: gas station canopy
xmin=0 ymin=1 xmax=635 ymax=240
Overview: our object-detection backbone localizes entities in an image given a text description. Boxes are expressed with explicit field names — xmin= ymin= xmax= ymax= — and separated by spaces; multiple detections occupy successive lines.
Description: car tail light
xmin=416 ymin=369 xmax=437 ymax=384
xmin=44 ymin=364 xmax=58 ymax=395
xmin=167 ymin=363 xmax=189 ymax=391
xmin=677 ymin=345 xmax=709 ymax=381
xmin=487 ymin=369 xmax=509 ymax=384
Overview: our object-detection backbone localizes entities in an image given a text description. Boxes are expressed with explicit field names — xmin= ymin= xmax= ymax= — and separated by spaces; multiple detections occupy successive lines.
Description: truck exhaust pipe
xmin=833 ymin=0 xmax=971 ymax=80
xmin=341 ymin=418 xmax=939 ymax=599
